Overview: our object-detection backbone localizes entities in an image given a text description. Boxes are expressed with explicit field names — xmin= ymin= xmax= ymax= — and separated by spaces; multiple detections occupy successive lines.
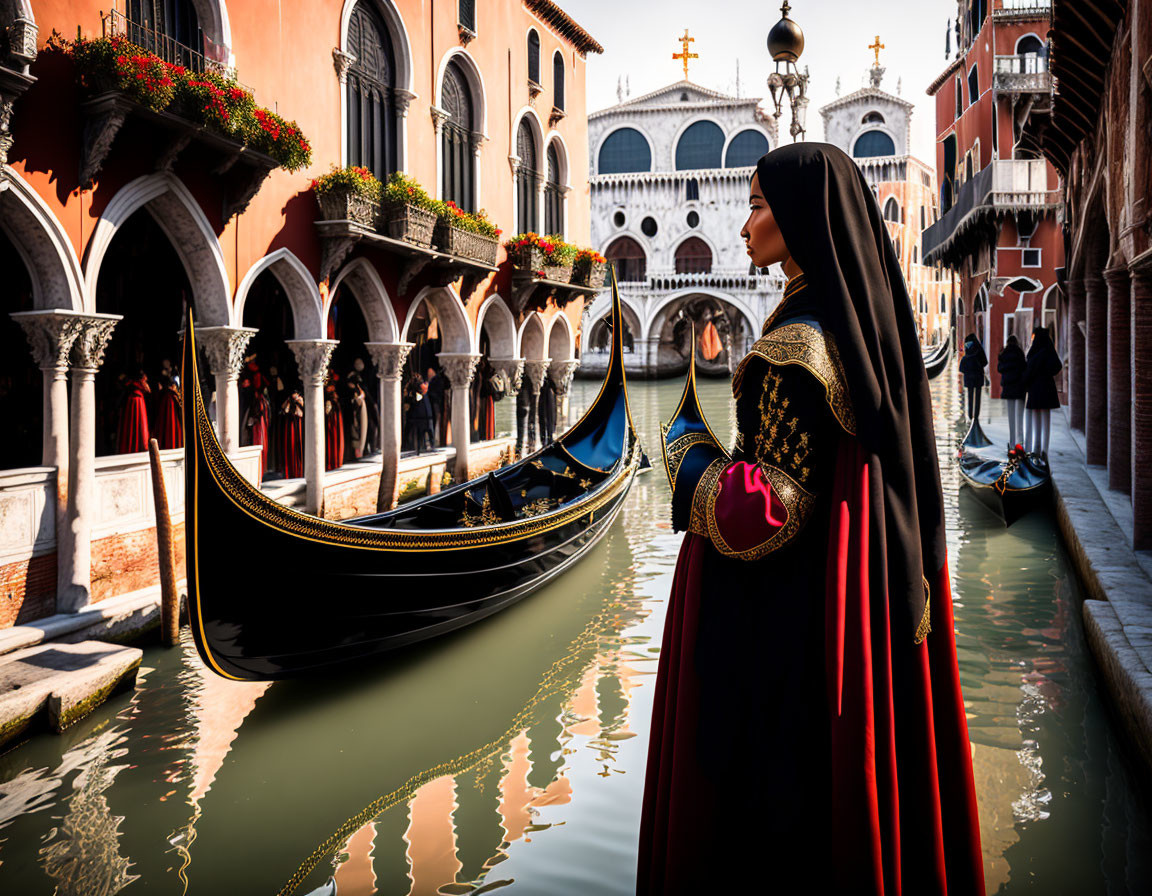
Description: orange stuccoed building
xmin=0 ymin=1 xmax=601 ymax=630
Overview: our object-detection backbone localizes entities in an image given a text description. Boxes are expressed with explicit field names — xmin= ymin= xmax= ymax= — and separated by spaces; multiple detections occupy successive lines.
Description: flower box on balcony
xmin=572 ymin=255 xmax=607 ymax=288
xmin=316 ymin=187 xmax=378 ymax=227
xmin=543 ymin=263 xmax=572 ymax=283
xmin=383 ymin=201 xmax=436 ymax=248
xmin=508 ymin=245 xmax=547 ymax=271
xmin=435 ymin=221 xmax=499 ymax=265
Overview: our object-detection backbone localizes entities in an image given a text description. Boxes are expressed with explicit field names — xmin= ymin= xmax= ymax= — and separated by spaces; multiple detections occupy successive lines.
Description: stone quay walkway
xmin=972 ymin=398 xmax=1152 ymax=780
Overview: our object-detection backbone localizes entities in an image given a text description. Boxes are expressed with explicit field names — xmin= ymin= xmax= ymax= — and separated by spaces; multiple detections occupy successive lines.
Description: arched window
xmin=853 ymin=130 xmax=896 ymax=158
xmin=441 ymin=59 xmax=476 ymax=212
xmin=862 ymin=111 xmax=885 ymax=125
xmin=940 ymin=293 xmax=947 ymax=313
xmin=920 ymin=205 xmax=926 ymax=229
xmin=965 ymin=151 xmax=973 ymax=181
xmin=967 ymin=66 xmax=979 ymax=106
xmin=516 ymin=118 xmax=539 ymax=233
xmin=527 ymin=29 xmax=541 ymax=85
xmin=724 ymin=129 xmax=770 ymax=167
xmin=686 ymin=178 xmax=699 ymax=201
xmin=605 ymin=236 xmax=646 ymax=282
xmin=883 ymin=197 xmax=901 ymax=222
xmin=955 ymin=76 xmax=963 ymax=119
xmin=346 ymin=1 xmax=398 ymax=180
xmin=598 ymin=128 xmax=651 ymax=174
xmin=128 ymin=0 xmax=202 ymax=68
xmin=913 ymin=245 xmax=919 ymax=264
xmin=675 ymin=120 xmax=724 ymax=170
xmin=553 ymin=51 xmax=565 ymax=111
xmin=674 ymin=237 xmax=712 ymax=274
xmin=544 ymin=142 xmax=564 ymax=237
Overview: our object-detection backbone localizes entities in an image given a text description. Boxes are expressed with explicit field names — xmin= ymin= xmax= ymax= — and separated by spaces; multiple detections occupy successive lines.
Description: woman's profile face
xmin=741 ymin=172 xmax=790 ymax=269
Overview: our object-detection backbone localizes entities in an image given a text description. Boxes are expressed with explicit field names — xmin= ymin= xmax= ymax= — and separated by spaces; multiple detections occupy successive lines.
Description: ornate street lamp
xmin=766 ymin=1 xmax=809 ymax=141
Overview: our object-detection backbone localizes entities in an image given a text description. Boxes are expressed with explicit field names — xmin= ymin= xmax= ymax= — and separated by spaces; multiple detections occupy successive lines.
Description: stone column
xmin=1104 ymin=268 xmax=1132 ymax=493
xmin=548 ymin=358 xmax=579 ymax=430
xmin=1066 ymin=278 xmax=1086 ymax=431
xmin=437 ymin=352 xmax=482 ymax=483
xmin=61 ymin=314 xmax=121 ymax=613
xmin=287 ymin=340 xmax=338 ymax=516
xmin=522 ymin=358 xmax=551 ymax=453
xmin=492 ymin=358 xmax=525 ymax=454
xmin=1131 ymin=266 xmax=1152 ymax=550
xmin=366 ymin=341 xmax=413 ymax=511
xmin=1084 ymin=272 xmax=1109 ymax=465
xmin=196 ymin=326 xmax=257 ymax=455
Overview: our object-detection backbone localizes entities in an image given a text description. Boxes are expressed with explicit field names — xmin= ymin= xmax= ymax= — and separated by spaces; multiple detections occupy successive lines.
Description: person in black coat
xmin=1023 ymin=326 xmax=1063 ymax=459
xmin=997 ymin=334 xmax=1027 ymax=450
xmin=407 ymin=378 xmax=434 ymax=454
xmin=538 ymin=375 xmax=557 ymax=445
xmin=958 ymin=333 xmax=988 ymax=421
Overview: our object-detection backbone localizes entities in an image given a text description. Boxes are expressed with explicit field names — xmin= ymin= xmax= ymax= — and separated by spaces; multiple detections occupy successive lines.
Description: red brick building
xmin=922 ymin=0 xmax=1064 ymax=397
xmin=0 ymin=0 xmax=601 ymax=626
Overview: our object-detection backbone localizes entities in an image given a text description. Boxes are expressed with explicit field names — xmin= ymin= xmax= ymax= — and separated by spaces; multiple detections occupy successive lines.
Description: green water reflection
xmin=0 ymin=369 xmax=1149 ymax=894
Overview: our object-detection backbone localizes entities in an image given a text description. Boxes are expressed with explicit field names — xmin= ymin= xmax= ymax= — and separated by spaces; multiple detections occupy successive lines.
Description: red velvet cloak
xmin=116 ymin=379 xmax=150 ymax=454
xmin=637 ymin=434 xmax=985 ymax=895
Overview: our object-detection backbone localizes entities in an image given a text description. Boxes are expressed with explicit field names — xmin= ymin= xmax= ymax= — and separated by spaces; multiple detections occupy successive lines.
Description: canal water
xmin=1 ymin=367 xmax=1151 ymax=894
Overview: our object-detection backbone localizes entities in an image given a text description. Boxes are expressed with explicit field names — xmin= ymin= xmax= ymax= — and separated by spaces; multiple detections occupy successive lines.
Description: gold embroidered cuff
xmin=687 ymin=457 xmax=728 ymax=539
xmin=704 ymin=462 xmax=816 ymax=561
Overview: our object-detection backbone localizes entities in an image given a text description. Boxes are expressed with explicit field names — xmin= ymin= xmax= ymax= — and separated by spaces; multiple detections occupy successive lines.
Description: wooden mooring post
xmin=148 ymin=439 xmax=180 ymax=646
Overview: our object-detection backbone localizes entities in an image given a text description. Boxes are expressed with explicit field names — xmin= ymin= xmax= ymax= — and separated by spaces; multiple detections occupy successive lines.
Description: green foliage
xmin=310 ymin=165 xmax=383 ymax=202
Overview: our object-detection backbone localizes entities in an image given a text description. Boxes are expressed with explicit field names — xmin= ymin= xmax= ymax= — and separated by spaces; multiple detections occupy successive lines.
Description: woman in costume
xmin=997 ymin=334 xmax=1027 ymax=450
xmin=638 ymin=144 xmax=984 ymax=895
xmin=153 ymin=359 xmax=183 ymax=450
xmin=324 ymin=374 xmax=345 ymax=471
xmin=959 ymin=333 xmax=988 ymax=422
xmin=240 ymin=358 xmax=272 ymax=478
xmin=116 ymin=368 xmax=151 ymax=454
xmin=1023 ymin=326 xmax=1062 ymax=460
xmin=279 ymin=385 xmax=305 ymax=480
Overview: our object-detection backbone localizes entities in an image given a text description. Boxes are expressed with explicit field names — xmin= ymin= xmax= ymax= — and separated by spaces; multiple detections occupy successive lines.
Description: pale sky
xmin=561 ymin=0 xmax=959 ymax=164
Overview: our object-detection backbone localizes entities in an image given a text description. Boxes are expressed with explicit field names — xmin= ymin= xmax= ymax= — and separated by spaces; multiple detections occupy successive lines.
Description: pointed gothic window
xmin=553 ymin=52 xmax=565 ymax=111
xmin=346 ymin=1 xmax=398 ymax=180
xmin=516 ymin=118 xmax=539 ymax=233
xmin=441 ymin=60 xmax=476 ymax=211
xmin=606 ymin=236 xmax=646 ymax=282
xmin=675 ymin=237 xmax=712 ymax=274
xmin=544 ymin=143 xmax=564 ymax=236
xmin=527 ymin=29 xmax=541 ymax=85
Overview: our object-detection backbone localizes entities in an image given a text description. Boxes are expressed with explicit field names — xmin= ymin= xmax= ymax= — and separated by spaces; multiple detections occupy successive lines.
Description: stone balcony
xmin=994 ymin=54 xmax=1052 ymax=94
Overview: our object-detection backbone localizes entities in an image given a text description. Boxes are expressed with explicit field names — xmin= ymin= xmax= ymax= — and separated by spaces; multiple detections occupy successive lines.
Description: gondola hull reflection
xmin=183 ymin=272 xmax=640 ymax=681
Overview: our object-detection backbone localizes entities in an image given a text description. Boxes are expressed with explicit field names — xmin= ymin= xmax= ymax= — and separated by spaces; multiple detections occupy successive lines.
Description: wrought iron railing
xmin=102 ymin=9 xmax=239 ymax=85
xmin=994 ymin=53 xmax=1049 ymax=74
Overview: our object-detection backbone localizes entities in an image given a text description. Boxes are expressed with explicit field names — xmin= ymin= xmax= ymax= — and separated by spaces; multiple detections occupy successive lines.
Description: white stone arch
xmin=720 ymin=125 xmax=773 ymax=166
xmin=546 ymin=311 xmax=574 ymax=361
xmin=518 ymin=312 xmax=548 ymax=360
xmin=671 ymin=230 xmax=720 ymax=266
xmin=0 ymin=167 xmax=85 ymax=311
xmin=1014 ymin=32 xmax=1046 ymax=57
xmin=543 ymin=130 xmax=571 ymax=187
xmin=401 ymin=284 xmax=474 ymax=354
xmin=83 ymin=172 xmax=230 ymax=326
xmin=234 ymin=248 xmax=325 ymax=339
xmin=327 ymin=256 xmax=400 ymax=343
xmin=601 ymin=229 xmax=655 ymax=271
xmin=852 ymin=126 xmax=899 ymax=159
xmin=434 ymin=47 xmax=488 ymax=136
xmin=338 ymin=0 xmax=416 ymax=169
xmin=476 ymin=293 xmax=518 ymax=357
xmin=593 ymin=123 xmax=656 ymax=176
xmin=583 ymin=291 xmax=642 ymax=352
xmin=670 ymin=114 xmax=727 ymax=171
xmin=644 ymin=288 xmax=760 ymax=345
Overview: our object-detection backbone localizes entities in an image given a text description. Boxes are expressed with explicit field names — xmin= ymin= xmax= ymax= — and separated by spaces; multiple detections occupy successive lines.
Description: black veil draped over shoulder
xmin=756 ymin=143 xmax=945 ymax=643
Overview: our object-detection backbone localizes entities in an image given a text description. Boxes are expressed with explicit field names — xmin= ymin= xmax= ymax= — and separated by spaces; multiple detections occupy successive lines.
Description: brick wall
xmin=0 ymin=552 xmax=56 ymax=628
xmin=90 ymin=523 xmax=186 ymax=604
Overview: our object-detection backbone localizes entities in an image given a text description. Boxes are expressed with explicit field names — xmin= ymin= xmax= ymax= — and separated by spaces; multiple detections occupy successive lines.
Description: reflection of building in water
xmin=583 ymin=71 xmax=788 ymax=379
xmin=38 ymin=728 xmax=137 ymax=896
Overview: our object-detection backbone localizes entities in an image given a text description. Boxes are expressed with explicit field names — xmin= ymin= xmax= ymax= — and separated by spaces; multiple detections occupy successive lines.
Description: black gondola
xmin=183 ymin=271 xmax=642 ymax=681
xmin=956 ymin=440 xmax=1051 ymax=527
xmin=922 ymin=337 xmax=951 ymax=379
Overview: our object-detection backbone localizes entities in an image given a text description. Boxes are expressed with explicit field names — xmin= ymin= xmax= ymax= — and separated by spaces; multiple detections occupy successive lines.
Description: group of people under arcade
xmin=958 ymin=327 xmax=1063 ymax=459
xmin=237 ymin=355 xmax=379 ymax=481
xmin=112 ymin=360 xmax=183 ymax=454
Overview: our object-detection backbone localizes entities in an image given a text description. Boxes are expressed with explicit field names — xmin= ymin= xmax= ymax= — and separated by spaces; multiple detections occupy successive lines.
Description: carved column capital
xmin=332 ymin=48 xmax=357 ymax=84
xmin=522 ymin=358 xmax=551 ymax=393
xmin=547 ymin=358 xmax=579 ymax=398
xmin=436 ymin=352 xmax=482 ymax=391
xmin=394 ymin=88 xmax=418 ymax=117
xmin=286 ymin=339 xmax=339 ymax=386
xmin=0 ymin=97 xmax=14 ymax=168
xmin=430 ymin=105 xmax=451 ymax=134
xmin=508 ymin=154 xmax=521 ymax=177
xmin=491 ymin=357 xmax=525 ymax=394
xmin=365 ymin=341 xmax=414 ymax=381
xmin=10 ymin=310 xmax=86 ymax=371
xmin=196 ymin=326 xmax=258 ymax=380
xmin=471 ymin=131 xmax=488 ymax=158
xmin=68 ymin=313 xmax=122 ymax=371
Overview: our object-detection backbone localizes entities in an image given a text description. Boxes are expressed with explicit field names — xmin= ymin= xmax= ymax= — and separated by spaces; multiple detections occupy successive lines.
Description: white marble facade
xmin=584 ymin=80 xmax=787 ymax=375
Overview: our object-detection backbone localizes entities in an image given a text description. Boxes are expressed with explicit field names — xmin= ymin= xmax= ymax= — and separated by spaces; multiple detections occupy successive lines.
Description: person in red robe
xmin=279 ymin=386 xmax=305 ymax=480
xmin=639 ymin=144 xmax=985 ymax=895
xmin=153 ymin=359 xmax=183 ymax=450
xmin=116 ymin=369 xmax=151 ymax=454
xmin=240 ymin=359 xmax=271 ymax=478
xmin=324 ymin=374 xmax=344 ymax=471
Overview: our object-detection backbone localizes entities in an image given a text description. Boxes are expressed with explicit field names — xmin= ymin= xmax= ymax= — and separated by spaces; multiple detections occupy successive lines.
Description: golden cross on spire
xmin=869 ymin=34 xmax=885 ymax=66
xmin=672 ymin=29 xmax=698 ymax=80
